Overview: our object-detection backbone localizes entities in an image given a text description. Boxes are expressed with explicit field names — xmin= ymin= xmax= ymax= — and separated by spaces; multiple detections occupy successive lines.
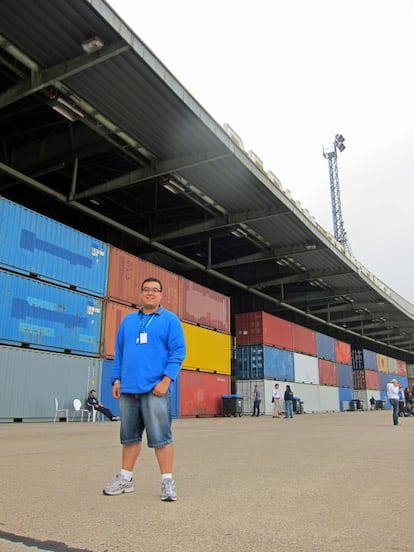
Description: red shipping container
xmin=179 ymin=370 xmax=230 ymax=417
xmin=107 ymin=246 xmax=179 ymax=314
xmin=397 ymin=359 xmax=407 ymax=377
xmin=102 ymin=300 xmax=137 ymax=358
xmin=179 ymin=278 xmax=230 ymax=334
xmin=335 ymin=339 xmax=351 ymax=364
xmin=235 ymin=311 xmax=293 ymax=350
xmin=318 ymin=359 xmax=337 ymax=386
xmin=353 ymin=369 xmax=379 ymax=390
xmin=292 ymin=323 xmax=317 ymax=356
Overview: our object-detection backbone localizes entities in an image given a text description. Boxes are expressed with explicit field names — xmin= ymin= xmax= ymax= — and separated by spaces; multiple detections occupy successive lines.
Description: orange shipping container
xmin=376 ymin=354 xmax=389 ymax=373
xmin=318 ymin=359 xmax=337 ymax=386
xmin=335 ymin=339 xmax=351 ymax=365
xmin=179 ymin=370 xmax=230 ymax=417
xmin=107 ymin=246 xmax=179 ymax=314
xmin=292 ymin=323 xmax=317 ymax=356
xmin=102 ymin=300 xmax=137 ymax=358
xmin=353 ymin=369 xmax=379 ymax=390
xmin=235 ymin=311 xmax=293 ymax=350
xmin=179 ymin=278 xmax=230 ymax=334
xmin=397 ymin=359 xmax=407 ymax=377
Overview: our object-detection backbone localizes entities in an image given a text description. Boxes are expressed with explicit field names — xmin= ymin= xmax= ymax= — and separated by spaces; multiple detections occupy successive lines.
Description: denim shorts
xmin=119 ymin=392 xmax=173 ymax=448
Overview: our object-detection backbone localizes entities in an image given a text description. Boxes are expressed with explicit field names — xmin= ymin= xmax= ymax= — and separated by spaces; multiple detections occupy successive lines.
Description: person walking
xmin=87 ymin=389 xmax=119 ymax=421
xmin=386 ymin=378 xmax=400 ymax=426
xmin=284 ymin=384 xmax=294 ymax=418
xmin=272 ymin=383 xmax=282 ymax=418
xmin=103 ymin=277 xmax=186 ymax=501
xmin=252 ymin=385 xmax=261 ymax=416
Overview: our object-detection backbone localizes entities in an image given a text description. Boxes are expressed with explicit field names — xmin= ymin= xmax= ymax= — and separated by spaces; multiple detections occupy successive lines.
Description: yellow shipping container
xmin=182 ymin=322 xmax=231 ymax=375
xmin=376 ymin=353 xmax=389 ymax=373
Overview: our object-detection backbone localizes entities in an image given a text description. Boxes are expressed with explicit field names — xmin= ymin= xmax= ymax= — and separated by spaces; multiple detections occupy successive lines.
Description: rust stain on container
xmin=102 ymin=300 xmax=137 ymax=358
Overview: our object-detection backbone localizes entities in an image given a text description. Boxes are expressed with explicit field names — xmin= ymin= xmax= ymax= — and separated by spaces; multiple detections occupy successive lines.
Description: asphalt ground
xmin=0 ymin=410 xmax=412 ymax=552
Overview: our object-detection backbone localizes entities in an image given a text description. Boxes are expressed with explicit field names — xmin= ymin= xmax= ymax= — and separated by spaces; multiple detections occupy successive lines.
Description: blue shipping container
xmin=316 ymin=332 xmax=336 ymax=361
xmin=0 ymin=270 xmax=102 ymax=355
xmin=337 ymin=363 xmax=353 ymax=388
xmin=0 ymin=198 xmax=109 ymax=297
xmin=338 ymin=386 xmax=354 ymax=411
xmin=236 ymin=345 xmax=294 ymax=380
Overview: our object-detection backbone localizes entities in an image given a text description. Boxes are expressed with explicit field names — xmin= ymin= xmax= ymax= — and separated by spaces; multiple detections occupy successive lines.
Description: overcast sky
xmin=108 ymin=0 xmax=414 ymax=303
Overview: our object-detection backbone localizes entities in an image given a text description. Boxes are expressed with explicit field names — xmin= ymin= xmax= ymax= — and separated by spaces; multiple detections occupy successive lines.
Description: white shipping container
xmin=294 ymin=352 xmax=319 ymax=384
xmin=319 ymin=385 xmax=340 ymax=412
xmin=293 ymin=382 xmax=321 ymax=413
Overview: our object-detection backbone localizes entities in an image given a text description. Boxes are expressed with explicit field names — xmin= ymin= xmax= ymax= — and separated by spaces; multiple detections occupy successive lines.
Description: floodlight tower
xmin=323 ymin=134 xmax=350 ymax=251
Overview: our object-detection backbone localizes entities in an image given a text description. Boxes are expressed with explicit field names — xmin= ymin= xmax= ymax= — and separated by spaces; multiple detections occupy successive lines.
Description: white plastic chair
xmin=71 ymin=398 xmax=89 ymax=422
xmin=90 ymin=407 xmax=103 ymax=422
xmin=53 ymin=398 xmax=69 ymax=423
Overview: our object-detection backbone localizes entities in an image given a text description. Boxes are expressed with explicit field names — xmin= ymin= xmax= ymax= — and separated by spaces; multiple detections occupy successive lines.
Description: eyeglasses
xmin=142 ymin=287 xmax=162 ymax=293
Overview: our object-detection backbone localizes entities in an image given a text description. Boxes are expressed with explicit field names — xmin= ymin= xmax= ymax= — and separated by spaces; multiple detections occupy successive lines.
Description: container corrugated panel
xmin=353 ymin=369 xmax=379 ymax=390
xmin=318 ymin=359 xmax=337 ymax=386
xmin=235 ymin=311 xmax=293 ymax=350
xmin=378 ymin=372 xmax=389 ymax=391
xmin=0 ymin=197 xmax=108 ymax=297
xmin=236 ymin=345 xmax=294 ymax=380
xmin=363 ymin=349 xmax=377 ymax=371
xmin=397 ymin=360 xmax=407 ymax=377
xmin=292 ymin=323 xmax=317 ymax=356
xmin=293 ymin=352 xmax=319 ymax=384
xmin=318 ymin=385 xmax=341 ymax=412
xmin=107 ymin=246 xmax=179 ymax=314
xmin=179 ymin=370 xmax=230 ymax=417
xmin=179 ymin=277 xmax=230 ymax=334
xmin=335 ymin=339 xmax=351 ymax=364
xmin=336 ymin=363 xmax=353 ymax=388
xmin=182 ymin=323 xmax=231 ymax=374
xmin=387 ymin=357 xmax=398 ymax=375
xmin=376 ymin=354 xmax=389 ymax=373
xmin=338 ymin=386 xmax=354 ymax=411
xmin=316 ymin=332 xmax=335 ymax=361
xmin=293 ymin=382 xmax=321 ymax=413
xmin=102 ymin=301 xmax=137 ymax=358
xmin=0 ymin=345 xmax=101 ymax=419
xmin=0 ymin=270 xmax=102 ymax=355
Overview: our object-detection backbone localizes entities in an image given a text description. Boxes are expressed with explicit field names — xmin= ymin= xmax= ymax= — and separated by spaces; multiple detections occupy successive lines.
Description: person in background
xmin=404 ymin=387 xmax=413 ymax=415
xmin=272 ymin=383 xmax=282 ymax=418
xmin=398 ymin=385 xmax=405 ymax=417
xmin=87 ymin=389 xmax=119 ymax=421
xmin=103 ymin=277 xmax=186 ymax=501
xmin=369 ymin=396 xmax=376 ymax=410
xmin=284 ymin=385 xmax=294 ymax=419
xmin=252 ymin=385 xmax=261 ymax=416
xmin=386 ymin=379 xmax=400 ymax=426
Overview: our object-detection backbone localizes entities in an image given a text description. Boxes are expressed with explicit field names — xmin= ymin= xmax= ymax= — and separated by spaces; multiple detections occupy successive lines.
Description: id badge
xmin=139 ymin=332 xmax=148 ymax=344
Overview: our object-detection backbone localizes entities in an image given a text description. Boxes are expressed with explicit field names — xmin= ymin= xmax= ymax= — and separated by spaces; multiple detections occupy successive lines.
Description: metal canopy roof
xmin=1 ymin=0 xmax=414 ymax=362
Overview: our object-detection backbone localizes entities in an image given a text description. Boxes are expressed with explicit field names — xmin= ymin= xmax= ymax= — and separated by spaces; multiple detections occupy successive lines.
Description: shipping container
xmin=182 ymin=323 xmax=231 ymax=374
xmin=0 ymin=197 xmax=108 ymax=297
xmin=236 ymin=345 xmax=294 ymax=380
xmin=293 ymin=352 xmax=319 ymax=384
xmin=235 ymin=311 xmax=293 ymax=350
xmin=378 ymin=372 xmax=390 ymax=391
xmin=0 ymin=270 xmax=102 ymax=355
xmin=338 ymin=386 xmax=354 ymax=411
xmin=397 ymin=359 xmax=407 ymax=377
xmin=316 ymin=332 xmax=335 ymax=361
xmin=107 ymin=246 xmax=179 ymax=313
xmin=335 ymin=339 xmax=351 ymax=365
xmin=353 ymin=369 xmax=379 ymax=390
xmin=353 ymin=389 xmax=380 ymax=410
xmin=318 ymin=359 xmax=337 ymax=386
xmin=0 ymin=345 xmax=100 ymax=420
xmin=102 ymin=301 xmax=137 ymax=358
xmin=376 ymin=354 xmax=389 ymax=373
xmin=235 ymin=379 xmax=294 ymax=415
xmin=318 ymin=385 xmax=341 ymax=412
xmin=292 ymin=323 xmax=317 ymax=356
xmin=336 ymin=363 xmax=353 ymax=388
xmin=293 ymin=382 xmax=322 ymax=413
xmin=179 ymin=370 xmax=230 ymax=417
xmin=179 ymin=278 xmax=230 ymax=333
xmin=388 ymin=357 xmax=398 ymax=375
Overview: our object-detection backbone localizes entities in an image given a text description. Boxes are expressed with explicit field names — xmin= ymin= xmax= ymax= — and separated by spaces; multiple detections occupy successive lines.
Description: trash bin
xmin=349 ymin=399 xmax=360 ymax=411
xmin=375 ymin=400 xmax=384 ymax=410
xmin=293 ymin=397 xmax=303 ymax=414
xmin=222 ymin=394 xmax=243 ymax=417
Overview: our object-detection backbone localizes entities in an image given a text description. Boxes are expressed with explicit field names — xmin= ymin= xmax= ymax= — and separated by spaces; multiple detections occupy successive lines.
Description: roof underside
xmin=1 ymin=0 xmax=414 ymax=362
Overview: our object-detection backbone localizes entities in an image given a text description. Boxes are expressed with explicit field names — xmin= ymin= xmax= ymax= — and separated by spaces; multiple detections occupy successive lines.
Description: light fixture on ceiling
xmin=48 ymin=95 xmax=85 ymax=122
xmin=230 ymin=228 xmax=248 ymax=238
xmin=89 ymin=197 xmax=104 ymax=206
xmin=81 ymin=36 xmax=104 ymax=54
xmin=162 ymin=178 xmax=186 ymax=195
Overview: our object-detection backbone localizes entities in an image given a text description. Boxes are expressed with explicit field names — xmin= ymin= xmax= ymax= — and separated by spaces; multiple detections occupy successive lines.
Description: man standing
xmin=272 ymin=383 xmax=282 ymax=418
xmin=103 ymin=277 xmax=186 ymax=501
xmin=386 ymin=378 xmax=400 ymax=426
xmin=252 ymin=385 xmax=261 ymax=416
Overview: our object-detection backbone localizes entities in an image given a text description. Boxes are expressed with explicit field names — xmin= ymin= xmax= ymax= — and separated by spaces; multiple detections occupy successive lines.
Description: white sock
xmin=120 ymin=469 xmax=133 ymax=481
xmin=161 ymin=473 xmax=172 ymax=480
